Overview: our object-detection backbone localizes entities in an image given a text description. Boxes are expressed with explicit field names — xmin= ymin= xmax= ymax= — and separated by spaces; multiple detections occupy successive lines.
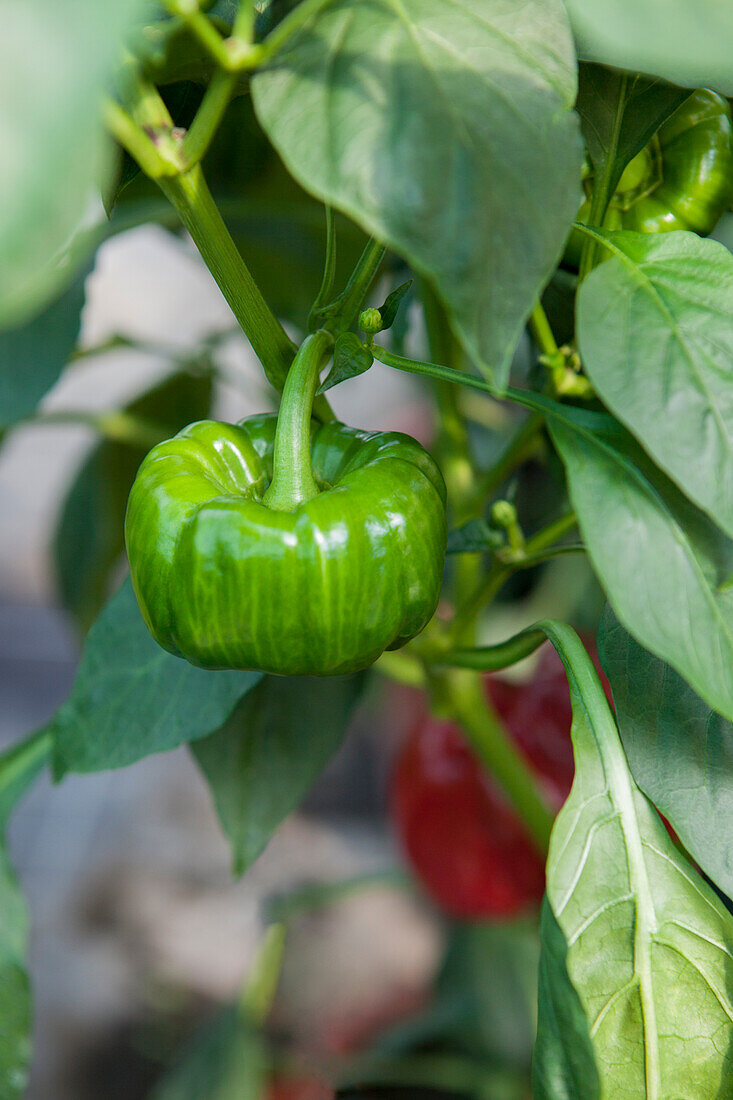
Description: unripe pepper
xmin=566 ymin=89 xmax=733 ymax=266
xmin=391 ymin=644 xmax=607 ymax=919
xmin=125 ymin=332 xmax=447 ymax=676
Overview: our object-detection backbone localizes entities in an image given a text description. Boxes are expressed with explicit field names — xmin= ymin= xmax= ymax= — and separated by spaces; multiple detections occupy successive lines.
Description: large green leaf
xmin=253 ymin=0 xmax=582 ymax=385
xmin=51 ymin=580 xmax=262 ymax=776
xmin=598 ymin=605 xmax=733 ymax=901
xmin=0 ymin=265 xmax=89 ymax=430
xmin=193 ymin=673 xmax=364 ymax=874
xmin=575 ymin=65 xmax=689 ymax=202
xmin=577 ymin=230 xmax=733 ymax=540
xmin=0 ymin=0 xmax=143 ymax=329
xmin=0 ymin=849 xmax=31 ymax=1100
xmin=433 ymin=922 xmax=539 ymax=1071
xmin=54 ymin=368 xmax=212 ymax=632
xmin=564 ymin=0 xmax=733 ymax=95
xmin=543 ymin=622 xmax=733 ymax=1096
xmin=543 ymin=403 xmax=733 ymax=721
xmin=532 ymin=899 xmax=600 ymax=1100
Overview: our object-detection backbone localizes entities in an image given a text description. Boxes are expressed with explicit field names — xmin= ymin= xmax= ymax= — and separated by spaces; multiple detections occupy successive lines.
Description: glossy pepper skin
xmin=391 ymin=644 xmax=590 ymax=919
xmin=566 ymin=89 xmax=733 ymax=265
xmin=124 ymin=412 xmax=447 ymax=676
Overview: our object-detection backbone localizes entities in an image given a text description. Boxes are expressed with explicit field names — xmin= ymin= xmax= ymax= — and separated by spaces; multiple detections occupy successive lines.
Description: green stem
xmin=529 ymin=300 xmax=560 ymax=359
xmin=182 ymin=68 xmax=237 ymax=166
xmin=420 ymin=282 xmax=479 ymax=607
xmin=440 ymin=669 xmax=555 ymax=855
xmin=239 ymin=923 xmax=287 ymax=1027
xmin=375 ymin=648 xmax=427 ymax=688
xmin=439 ymin=628 xmax=547 ymax=672
xmin=158 ymin=165 xmax=297 ymax=392
xmin=307 ymin=205 xmax=337 ymax=328
xmin=263 ymin=331 xmax=333 ymax=511
xmin=452 ymin=510 xmax=578 ymax=635
xmin=313 ymin=237 xmax=385 ymax=333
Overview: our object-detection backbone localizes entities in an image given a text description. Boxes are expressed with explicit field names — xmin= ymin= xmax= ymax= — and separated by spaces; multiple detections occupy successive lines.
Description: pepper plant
xmin=2 ymin=0 xmax=733 ymax=1097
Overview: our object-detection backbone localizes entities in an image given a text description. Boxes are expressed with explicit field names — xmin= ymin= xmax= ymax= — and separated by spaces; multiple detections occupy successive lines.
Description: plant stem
xmin=529 ymin=300 xmax=560 ymax=359
xmin=420 ymin=281 xmax=479 ymax=607
xmin=439 ymin=669 xmax=555 ymax=854
xmin=439 ymin=628 xmax=548 ymax=672
xmin=158 ymin=165 xmax=297 ymax=392
xmin=313 ymin=237 xmax=386 ymax=333
xmin=263 ymin=331 xmax=333 ymax=510
xmin=239 ymin=923 xmax=287 ymax=1027
xmin=183 ymin=68 xmax=237 ymax=166
xmin=452 ymin=510 xmax=578 ymax=635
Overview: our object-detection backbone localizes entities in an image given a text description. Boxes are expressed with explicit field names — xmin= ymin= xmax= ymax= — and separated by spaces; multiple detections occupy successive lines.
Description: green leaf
xmin=51 ymin=580 xmax=262 ymax=776
xmin=532 ymin=898 xmax=600 ymax=1100
xmin=543 ymin=621 xmax=733 ymax=1096
xmin=434 ymin=922 xmax=539 ymax=1070
xmin=193 ymin=673 xmax=365 ymax=874
xmin=150 ymin=1007 xmax=267 ymax=1100
xmin=0 ymin=732 xmax=49 ymax=1098
xmin=0 ymin=265 xmax=89 ymax=429
xmin=253 ymin=0 xmax=582 ymax=385
xmin=0 ymin=732 xmax=51 ymax=835
xmin=318 ymin=332 xmax=373 ymax=393
xmin=0 ymin=848 xmax=31 ymax=1100
xmin=0 ymin=0 xmax=143 ymax=329
xmin=564 ymin=0 xmax=733 ymax=95
xmin=576 ymin=65 xmax=689 ymax=200
xmin=598 ymin=605 xmax=733 ymax=900
xmin=577 ymin=230 xmax=733 ymax=540
xmin=544 ymin=403 xmax=733 ymax=721
xmin=54 ymin=368 xmax=212 ymax=632
xmin=378 ymin=280 xmax=413 ymax=332
xmin=446 ymin=518 xmax=503 ymax=555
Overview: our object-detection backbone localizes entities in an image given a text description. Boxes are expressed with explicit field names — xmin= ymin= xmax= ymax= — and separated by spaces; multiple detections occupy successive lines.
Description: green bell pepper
xmin=567 ymin=89 xmax=733 ymax=265
xmin=125 ymin=331 xmax=447 ymax=676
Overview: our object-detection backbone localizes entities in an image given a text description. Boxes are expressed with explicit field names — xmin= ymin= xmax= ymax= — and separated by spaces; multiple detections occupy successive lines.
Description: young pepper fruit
xmin=566 ymin=88 xmax=733 ymax=265
xmin=125 ymin=332 xmax=447 ymax=676
xmin=391 ymin=644 xmax=607 ymax=919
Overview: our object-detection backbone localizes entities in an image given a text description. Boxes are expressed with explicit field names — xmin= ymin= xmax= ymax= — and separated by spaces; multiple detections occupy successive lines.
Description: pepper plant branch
xmin=438 ymin=668 xmax=555 ymax=855
xmin=106 ymin=82 xmax=338 ymax=414
xmin=307 ymin=206 xmax=338 ymax=327
xmin=451 ymin=510 xmax=578 ymax=638
xmin=158 ymin=166 xmax=300 ymax=393
xmin=528 ymin=300 xmax=560 ymax=360
xmin=238 ymin=922 xmax=287 ymax=1027
xmin=312 ymin=236 xmax=386 ymax=333
xmin=182 ymin=68 xmax=238 ymax=166
xmin=419 ymin=283 xmax=480 ymax=607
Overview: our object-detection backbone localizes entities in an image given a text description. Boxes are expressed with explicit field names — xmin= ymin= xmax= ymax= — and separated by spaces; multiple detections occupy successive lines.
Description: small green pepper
xmin=567 ymin=89 xmax=733 ymax=265
xmin=125 ymin=332 xmax=447 ymax=676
